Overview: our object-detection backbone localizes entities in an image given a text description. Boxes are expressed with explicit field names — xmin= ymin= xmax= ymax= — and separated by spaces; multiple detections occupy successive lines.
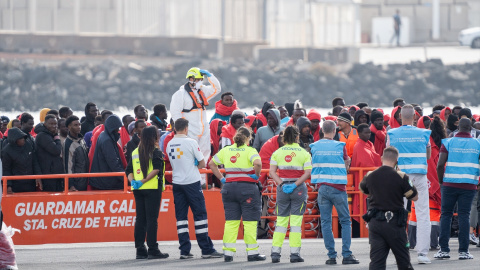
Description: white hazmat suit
xmin=170 ymin=74 xmax=221 ymax=184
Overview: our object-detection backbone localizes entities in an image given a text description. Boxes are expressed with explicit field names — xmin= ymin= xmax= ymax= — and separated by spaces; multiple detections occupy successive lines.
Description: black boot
xmin=271 ymin=252 xmax=281 ymax=263
xmin=290 ymin=253 xmax=304 ymax=263
xmin=148 ymin=248 xmax=169 ymax=260
xmin=248 ymin=254 xmax=266 ymax=261
xmin=136 ymin=245 xmax=148 ymax=259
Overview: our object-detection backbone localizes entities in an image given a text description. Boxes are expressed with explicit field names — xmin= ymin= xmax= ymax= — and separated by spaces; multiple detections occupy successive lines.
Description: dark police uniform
xmin=360 ymin=166 xmax=418 ymax=270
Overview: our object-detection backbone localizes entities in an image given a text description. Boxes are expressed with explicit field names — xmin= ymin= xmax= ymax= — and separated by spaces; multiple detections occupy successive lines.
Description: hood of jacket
xmin=417 ymin=116 xmax=431 ymax=129
xmin=267 ymin=109 xmax=281 ymax=126
xmin=34 ymin=122 xmax=49 ymax=135
xmin=261 ymin=101 xmax=275 ymax=117
xmin=307 ymin=109 xmax=321 ymax=122
xmin=389 ymin=106 xmax=401 ymax=128
xmin=7 ymin=127 xmax=27 ymax=145
xmin=39 ymin=108 xmax=50 ymax=123
xmin=296 ymin=116 xmax=311 ymax=132
xmin=104 ymin=115 xmax=123 ymax=141
xmin=440 ymin=107 xmax=451 ymax=121
xmin=354 ymin=109 xmax=370 ymax=127
xmin=447 ymin=114 xmax=458 ymax=132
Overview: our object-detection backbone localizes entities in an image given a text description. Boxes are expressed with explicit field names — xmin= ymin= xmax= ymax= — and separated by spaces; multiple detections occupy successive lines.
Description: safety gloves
xmin=282 ymin=183 xmax=297 ymax=194
xmin=199 ymin=69 xmax=212 ymax=77
xmin=131 ymin=180 xmax=144 ymax=190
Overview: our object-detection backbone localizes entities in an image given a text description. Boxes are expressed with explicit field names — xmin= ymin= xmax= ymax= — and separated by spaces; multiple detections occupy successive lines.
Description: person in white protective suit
xmin=170 ymin=67 xmax=221 ymax=185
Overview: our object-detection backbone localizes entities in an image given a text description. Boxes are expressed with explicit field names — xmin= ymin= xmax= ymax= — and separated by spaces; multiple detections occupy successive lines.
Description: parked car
xmin=458 ymin=27 xmax=480 ymax=48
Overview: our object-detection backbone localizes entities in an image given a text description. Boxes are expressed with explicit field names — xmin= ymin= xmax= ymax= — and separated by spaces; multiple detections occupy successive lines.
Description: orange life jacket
xmin=182 ymin=82 xmax=209 ymax=112
xmin=339 ymin=128 xmax=358 ymax=158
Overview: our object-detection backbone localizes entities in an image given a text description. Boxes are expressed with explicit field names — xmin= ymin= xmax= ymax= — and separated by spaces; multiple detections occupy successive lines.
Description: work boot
xmin=271 ymin=252 xmax=281 ymax=263
xmin=224 ymin=255 xmax=233 ymax=262
xmin=342 ymin=255 xmax=360 ymax=264
xmin=136 ymin=245 xmax=148 ymax=259
xmin=290 ymin=253 xmax=304 ymax=263
xmin=148 ymin=248 xmax=169 ymax=260
xmin=325 ymin=257 xmax=337 ymax=265
xmin=202 ymin=251 xmax=224 ymax=259
xmin=248 ymin=254 xmax=267 ymax=261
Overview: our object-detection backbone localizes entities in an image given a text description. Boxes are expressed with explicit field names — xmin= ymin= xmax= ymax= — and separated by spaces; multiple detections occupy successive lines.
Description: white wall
xmin=371 ymin=17 xmax=410 ymax=46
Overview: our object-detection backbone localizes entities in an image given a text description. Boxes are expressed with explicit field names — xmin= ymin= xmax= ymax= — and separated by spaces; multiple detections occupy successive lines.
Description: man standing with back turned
xmin=360 ymin=146 xmax=417 ymax=269
xmin=170 ymin=67 xmax=221 ymax=185
xmin=167 ymin=118 xmax=222 ymax=260
xmin=387 ymin=104 xmax=432 ymax=264
xmin=310 ymin=120 xmax=359 ymax=265
xmin=434 ymin=118 xmax=480 ymax=260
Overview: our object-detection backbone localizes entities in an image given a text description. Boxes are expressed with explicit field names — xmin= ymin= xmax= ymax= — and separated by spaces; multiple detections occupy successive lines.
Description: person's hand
xmin=132 ymin=180 xmax=143 ymax=189
xmin=53 ymin=135 xmax=60 ymax=141
xmin=248 ymin=174 xmax=259 ymax=180
xmin=220 ymin=177 xmax=226 ymax=184
xmin=69 ymin=186 xmax=78 ymax=192
xmin=199 ymin=69 xmax=212 ymax=77
xmin=282 ymin=183 xmax=297 ymax=194
xmin=36 ymin=179 xmax=43 ymax=191
xmin=131 ymin=181 xmax=137 ymax=189
xmin=7 ymin=186 xmax=13 ymax=194
xmin=194 ymin=159 xmax=199 ymax=166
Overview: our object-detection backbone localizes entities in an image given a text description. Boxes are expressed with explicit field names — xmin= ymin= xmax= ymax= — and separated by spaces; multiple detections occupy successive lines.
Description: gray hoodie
xmin=253 ymin=109 xmax=283 ymax=151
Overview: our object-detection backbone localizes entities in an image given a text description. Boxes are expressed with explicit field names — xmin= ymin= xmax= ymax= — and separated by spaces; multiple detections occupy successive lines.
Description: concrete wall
xmin=360 ymin=0 xmax=477 ymax=43
xmin=0 ymin=0 xmax=360 ymax=47
xmin=254 ymin=46 xmax=359 ymax=64
xmin=0 ymin=33 xmax=219 ymax=57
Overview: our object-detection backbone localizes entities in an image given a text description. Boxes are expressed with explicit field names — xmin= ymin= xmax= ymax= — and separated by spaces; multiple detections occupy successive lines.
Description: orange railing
xmin=261 ymin=167 xmax=375 ymax=238
xmin=2 ymin=167 xmax=377 ymax=238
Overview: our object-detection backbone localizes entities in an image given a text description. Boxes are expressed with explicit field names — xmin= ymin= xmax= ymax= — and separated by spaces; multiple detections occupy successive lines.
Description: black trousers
xmin=42 ymin=178 xmax=64 ymax=192
xmin=369 ymin=219 xmax=413 ymax=270
xmin=133 ymin=188 xmax=162 ymax=250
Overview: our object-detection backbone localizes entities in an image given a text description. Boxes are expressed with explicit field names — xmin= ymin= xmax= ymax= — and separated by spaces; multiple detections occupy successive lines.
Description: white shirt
xmin=167 ymin=134 xmax=204 ymax=185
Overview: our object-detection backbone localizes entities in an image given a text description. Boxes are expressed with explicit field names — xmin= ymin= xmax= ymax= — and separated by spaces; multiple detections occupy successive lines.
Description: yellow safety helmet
xmin=186 ymin=67 xmax=203 ymax=79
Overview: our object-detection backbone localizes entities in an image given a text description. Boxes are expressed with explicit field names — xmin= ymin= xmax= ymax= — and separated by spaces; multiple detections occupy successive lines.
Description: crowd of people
xmin=1 ymin=67 xmax=480 ymax=267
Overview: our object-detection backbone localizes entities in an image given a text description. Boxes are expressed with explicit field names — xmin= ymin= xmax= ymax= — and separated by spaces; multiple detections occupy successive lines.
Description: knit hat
xmin=370 ymin=110 xmax=384 ymax=123
xmin=296 ymin=116 xmax=311 ymax=131
xmin=337 ymin=112 xmax=352 ymax=124
xmin=128 ymin=121 xmax=136 ymax=134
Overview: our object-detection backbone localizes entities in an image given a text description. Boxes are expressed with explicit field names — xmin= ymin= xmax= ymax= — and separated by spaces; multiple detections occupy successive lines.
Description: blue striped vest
xmin=310 ymin=140 xmax=347 ymax=184
xmin=442 ymin=137 xmax=480 ymax=185
xmin=387 ymin=126 xmax=431 ymax=175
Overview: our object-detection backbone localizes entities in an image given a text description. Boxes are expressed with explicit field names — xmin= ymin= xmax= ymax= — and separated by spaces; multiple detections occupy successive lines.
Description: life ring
xmin=307 ymin=192 xmax=317 ymax=201
xmin=267 ymin=207 xmax=276 ymax=215
xmin=304 ymin=221 xmax=319 ymax=230
xmin=306 ymin=201 xmax=317 ymax=209
xmin=267 ymin=199 xmax=276 ymax=208
xmin=304 ymin=208 xmax=319 ymax=215
xmin=304 ymin=229 xmax=318 ymax=238
xmin=303 ymin=216 xmax=318 ymax=223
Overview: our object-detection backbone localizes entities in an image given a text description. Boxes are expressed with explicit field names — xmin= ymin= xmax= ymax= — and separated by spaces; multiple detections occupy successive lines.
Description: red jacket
xmin=220 ymin=124 xmax=237 ymax=145
xmin=162 ymin=132 xmax=175 ymax=183
xmin=351 ymin=138 xmax=381 ymax=221
xmin=370 ymin=124 xmax=386 ymax=155
xmin=258 ymin=135 xmax=280 ymax=185
xmin=388 ymin=106 xmax=401 ymax=128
